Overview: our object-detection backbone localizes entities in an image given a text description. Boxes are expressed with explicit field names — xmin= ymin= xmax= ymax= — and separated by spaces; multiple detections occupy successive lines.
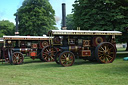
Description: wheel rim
xmin=12 ymin=52 xmax=24 ymax=65
xmin=96 ymin=42 xmax=116 ymax=63
xmin=59 ymin=51 xmax=75 ymax=67
xmin=42 ymin=46 xmax=57 ymax=62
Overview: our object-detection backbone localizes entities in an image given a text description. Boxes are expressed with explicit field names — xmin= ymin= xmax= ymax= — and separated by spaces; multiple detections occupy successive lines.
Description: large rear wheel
xmin=95 ymin=42 xmax=116 ymax=63
xmin=59 ymin=51 xmax=75 ymax=67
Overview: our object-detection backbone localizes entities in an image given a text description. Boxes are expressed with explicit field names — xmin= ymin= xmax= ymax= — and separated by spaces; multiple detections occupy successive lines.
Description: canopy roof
xmin=3 ymin=35 xmax=50 ymax=40
xmin=49 ymin=30 xmax=122 ymax=36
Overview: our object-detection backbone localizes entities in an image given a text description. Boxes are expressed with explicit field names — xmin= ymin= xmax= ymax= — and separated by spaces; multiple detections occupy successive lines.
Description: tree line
xmin=0 ymin=0 xmax=128 ymax=47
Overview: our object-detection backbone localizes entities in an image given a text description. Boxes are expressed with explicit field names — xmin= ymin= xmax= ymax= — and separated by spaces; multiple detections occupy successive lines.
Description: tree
xmin=73 ymin=0 xmax=128 ymax=50
xmin=73 ymin=0 xmax=128 ymax=30
xmin=65 ymin=14 xmax=75 ymax=30
xmin=15 ymin=0 xmax=56 ymax=36
xmin=0 ymin=20 xmax=15 ymax=37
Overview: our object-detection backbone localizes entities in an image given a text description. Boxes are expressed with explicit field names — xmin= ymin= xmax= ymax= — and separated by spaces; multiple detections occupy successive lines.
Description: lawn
xmin=0 ymin=53 xmax=128 ymax=85
xmin=117 ymin=47 xmax=126 ymax=51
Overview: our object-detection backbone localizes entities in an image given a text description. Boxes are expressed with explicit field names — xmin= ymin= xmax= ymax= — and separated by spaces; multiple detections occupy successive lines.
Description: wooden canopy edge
xmin=49 ymin=30 xmax=122 ymax=36
xmin=3 ymin=36 xmax=50 ymax=40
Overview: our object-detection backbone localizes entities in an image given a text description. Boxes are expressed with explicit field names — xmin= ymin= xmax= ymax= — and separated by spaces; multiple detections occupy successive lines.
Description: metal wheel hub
xmin=48 ymin=52 xmax=51 ymax=56
xmin=103 ymin=51 xmax=108 ymax=55
xmin=66 ymin=57 xmax=69 ymax=61
xmin=16 ymin=56 xmax=19 ymax=60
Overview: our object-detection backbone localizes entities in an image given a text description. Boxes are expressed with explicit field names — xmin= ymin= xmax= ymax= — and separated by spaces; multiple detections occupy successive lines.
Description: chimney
xmin=61 ymin=3 xmax=67 ymax=30
xmin=15 ymin=14 xmax=19 ymax=35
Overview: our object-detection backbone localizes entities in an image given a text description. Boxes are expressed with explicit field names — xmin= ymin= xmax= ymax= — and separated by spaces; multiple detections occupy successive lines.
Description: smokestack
xmin=62 ymin=3 xmax=67 ymax=30
xmin=15 ymin=14 xmax=19 ymax=35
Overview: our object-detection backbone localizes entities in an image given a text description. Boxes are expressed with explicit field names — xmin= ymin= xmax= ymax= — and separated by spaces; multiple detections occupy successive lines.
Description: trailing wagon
xmin=45 ymin=30 xmax=122 ymax=67
xmin=1 ymin=35 xmax=56 ymax=65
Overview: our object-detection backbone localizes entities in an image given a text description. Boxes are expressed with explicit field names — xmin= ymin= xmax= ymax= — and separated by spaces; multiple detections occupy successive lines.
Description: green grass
xmin=0 ymin=54 xmax=128 ymax=85
xmin=117 ymin=47 xmax=126 ymax=51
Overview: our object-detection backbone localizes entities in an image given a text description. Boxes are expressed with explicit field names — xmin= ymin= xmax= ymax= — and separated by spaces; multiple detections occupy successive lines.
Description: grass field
xmin=117 ymin=47 xmax=126 ymax=51
xmin=0 ymin=53 xmax=128 ymax=85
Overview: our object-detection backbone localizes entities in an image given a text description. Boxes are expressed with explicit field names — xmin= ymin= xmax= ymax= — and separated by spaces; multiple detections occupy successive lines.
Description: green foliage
xmin=15 ymin=0 xmax=56 ymax=36
xmin=66 ymin=14 xmax=75 ymax=30
xmin=0 ymin=20 xmax=15 ymax=37
xmin=73 ymin=0 xmax=128 ymax=43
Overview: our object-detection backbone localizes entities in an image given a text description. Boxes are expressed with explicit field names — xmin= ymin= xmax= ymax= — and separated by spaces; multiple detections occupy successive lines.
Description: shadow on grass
xmin=19 ymin=59 xmax=100 ymax=69
xmin=0 ymin=58 xmax=102 ymax=68
xmin=23 ymin=60 xmax=43 ymax=64
xmin=1 ymin=55 xmax=126 ymax=68
xmin=74 ymin=59 xmax=99 ymax=66
xmin=0 ymin=62 xmax=13 ymax=67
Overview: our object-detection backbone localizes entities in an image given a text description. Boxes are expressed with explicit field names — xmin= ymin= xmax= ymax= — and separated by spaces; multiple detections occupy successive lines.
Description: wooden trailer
xmin=44 ymin=30 xmax=122 ymax=67
xmin=2 ymin=35 xmax=55 ymax=65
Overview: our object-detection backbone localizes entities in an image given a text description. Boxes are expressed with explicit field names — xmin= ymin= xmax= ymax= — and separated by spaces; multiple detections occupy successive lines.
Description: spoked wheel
xmin=59 ymin=51 xmax=75 ymax=67
xmin=55 ymin=51 xmax=61 ymax=64
xmin=12 ymin=52 xmax=24 ymax=65
xmin=95 ymin=42 xmax=116 ymax=63
xmin=41 ymin=46 xmax=57 ymax=62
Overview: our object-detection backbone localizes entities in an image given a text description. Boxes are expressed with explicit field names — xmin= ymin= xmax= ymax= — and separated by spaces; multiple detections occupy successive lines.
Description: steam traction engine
xmin=45 ymin=30 xmax=122 ymax=67
xmin=2 ymin=35 xmax=55 ymax=65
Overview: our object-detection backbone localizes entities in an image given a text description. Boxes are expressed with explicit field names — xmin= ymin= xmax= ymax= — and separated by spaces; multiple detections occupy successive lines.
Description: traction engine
xmin=44 ymin=30 xmax=122 ymax=67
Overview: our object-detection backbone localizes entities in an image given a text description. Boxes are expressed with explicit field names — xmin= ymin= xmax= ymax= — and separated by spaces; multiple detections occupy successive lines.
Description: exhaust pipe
xmin=61 ymin=3 xmax=67 ymax=30
xmin=15 ymin=14 xmax=19 ymax=35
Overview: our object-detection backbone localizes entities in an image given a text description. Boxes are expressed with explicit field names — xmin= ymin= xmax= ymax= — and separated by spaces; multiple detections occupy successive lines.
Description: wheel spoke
xmin=63 ymin=54 xmax=67 ymax=58
xmin=46 ymin=49 xmax=49 ymax=52
xmin=102 ymin=57 xmax=105 ymax=62
xmin=50 ymin=56 xmax=54 ymax=60
xmin=107 ymin=55 xmax=113 ymax=59
xmin=104 ymin=46 xmax=107 ymax=51
xmin=101 ymin=47 xmax=105 ymax=51
xmin=68 ymin=53 xmax=70 ymax=58
xmin=99 ymin=56 xmax=103 ymax=60
xmin=43 ymin=52 xmax=49 ymax=55
xmin=98 ymin=50 xmax=104 ymax=53
xmin=98 ymin=53 xmax=103 ymax=56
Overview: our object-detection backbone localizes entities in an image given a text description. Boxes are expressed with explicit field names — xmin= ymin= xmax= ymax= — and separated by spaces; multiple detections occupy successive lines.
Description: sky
xmin=0 ymin=0 xmax=75 ymax=29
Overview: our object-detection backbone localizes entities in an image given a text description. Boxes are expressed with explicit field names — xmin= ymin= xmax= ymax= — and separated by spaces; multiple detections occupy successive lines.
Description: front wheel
xmin=59 ymin=51 xmax=75 ymax=67
xmin=12 ymin=52 xmax=24 ymax=65
xmin=95 ymin=42 xmax=116 ymax=63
